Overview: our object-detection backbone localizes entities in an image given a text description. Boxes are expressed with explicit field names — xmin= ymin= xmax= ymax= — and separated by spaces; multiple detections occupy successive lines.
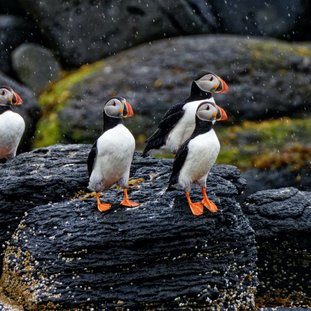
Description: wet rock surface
xmin=1 ymin=144 xmax=311 ymax=308
xmin=0 ymin=144 xmax=89 ymax=268
xmin=243 ymin=188 xmax=311 ymax=307
xmin=0 ymin=144 xmax=257 ymax=309
xmin=0 ymin=72 xmax=41 ymax=152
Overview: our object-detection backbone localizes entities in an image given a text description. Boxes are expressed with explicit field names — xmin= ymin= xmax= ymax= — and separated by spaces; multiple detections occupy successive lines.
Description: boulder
xmin=17 ymin=0 xmax=215 ymax=67
xmin=16 ymin=0 xmax=311 ymax=67
xmin=0 ymin=72 xmax=41 ymax=152
xmin=242 ymin=188 xmax=311 ymax=307
xmin=0 ymin=144 xmax=257 ymax=309
xmin=212 ymin=0 xmax=305 ymax=39
xmin=0 ymin=15 xmax=39 ymax=74
xmin=36 ymin=35 xmax=311 ymax=147
xmin=241 ymin=166 xmax=311 ymax=199
xmin=12 ymin=43 xmax=61 ymax=94
xmin=0 ymin=0 xmax=24 ymax=15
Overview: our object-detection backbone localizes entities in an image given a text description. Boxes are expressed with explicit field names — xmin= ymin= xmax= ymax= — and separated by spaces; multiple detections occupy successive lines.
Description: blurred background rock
xmin=0 ymin=0 xmax=310 ymax=195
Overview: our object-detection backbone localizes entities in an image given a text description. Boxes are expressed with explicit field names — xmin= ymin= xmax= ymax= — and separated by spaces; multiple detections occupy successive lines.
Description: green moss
xmin=33 ymin=61 xmax=104 ymax=148
xmin=33 ymin=113 xmax=61 ymax=148
xmin=247 ymin=41 xmax=311 ymax=68
xmin=217 ymin=117 xmax=311 ymax=170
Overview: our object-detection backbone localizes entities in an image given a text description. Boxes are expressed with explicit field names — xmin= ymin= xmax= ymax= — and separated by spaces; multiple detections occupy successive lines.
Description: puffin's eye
xmin=209 ymin=77 xmax=214 ymax=81
xmin=206 ymin=105 xmax=210 ymax=110
xmin=1 ymin=90 xmax=5 ymax=96
xmin=112 ymin=101 xmax=116 ymax=106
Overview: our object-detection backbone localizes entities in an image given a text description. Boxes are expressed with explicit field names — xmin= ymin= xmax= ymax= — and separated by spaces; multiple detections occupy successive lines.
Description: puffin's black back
xmin=143 ymin=77 xmax=215 ymax=156
xmin=87 ymin=141 xmax=97 ymax=177
xmin=143 ymin=103 xmax=185 ymax=156
xmin=167 ymin=141 xmax=189 ymax=189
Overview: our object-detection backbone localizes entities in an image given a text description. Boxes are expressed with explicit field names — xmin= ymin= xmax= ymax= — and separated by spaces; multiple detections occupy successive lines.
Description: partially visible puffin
xmin=167 ymin=101 xmax=228 ymax=216
xmin=142 ymin=72 xmax=228 ymax=156
xmin=87 ymin=97 xmax=139 ymax=212
xmin=0 ymin=86 xmax=24 ymax=161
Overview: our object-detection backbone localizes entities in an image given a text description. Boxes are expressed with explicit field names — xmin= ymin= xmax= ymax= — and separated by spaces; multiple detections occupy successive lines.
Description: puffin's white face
xmin=196 ymin=102 xmax=228 ymax=122
xmin=195 ymin=73 xmax=229 ymax=94
xmin=104 ymin=97 xmax=134 ymax=119
xmin=0 ymin=86 xmax=23 ymax=106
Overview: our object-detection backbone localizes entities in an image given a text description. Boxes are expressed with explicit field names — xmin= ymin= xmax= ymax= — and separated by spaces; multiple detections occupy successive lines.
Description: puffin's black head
xmin=0 ymin=86 xmax=23 ymax=106
xmin=103 ymin=97 xmax=134 ymax=119
xmin=194 ymin=72 xmax=229 ymax=94
xmin=196 ymin=101 xmax=228 ymax=123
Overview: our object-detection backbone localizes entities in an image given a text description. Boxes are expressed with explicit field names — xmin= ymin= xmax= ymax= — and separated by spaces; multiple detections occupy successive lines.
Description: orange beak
xmin=13 ymin=91 xmax=23 ymax=105
xmin=124 ymin=101 xmax=134 ymax=118
xmin=217 ymin=106 xmax=228 ymax=121
xmin=218 ymin=78 xmax=229 ymax=94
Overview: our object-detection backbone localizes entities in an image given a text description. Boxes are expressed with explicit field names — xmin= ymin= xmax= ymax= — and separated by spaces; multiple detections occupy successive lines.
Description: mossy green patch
xmin=246 ymin=40 xmax=311 ymax=68
xmin=217 ymin=117 xmax=311 ymax=170
xmin=33 ymin=61 xmax=104 ymax=148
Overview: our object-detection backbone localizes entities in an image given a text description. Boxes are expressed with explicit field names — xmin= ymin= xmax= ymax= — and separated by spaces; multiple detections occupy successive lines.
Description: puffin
xmin=0 ymin=86 xmax=24 ymax=161
xmin=87 ymin=97 xmax=140 ymax=212
xmin=142 ymin=72 xmax=229 ymax=156
xmin=167 ymin=101 xmax=228 ymax=216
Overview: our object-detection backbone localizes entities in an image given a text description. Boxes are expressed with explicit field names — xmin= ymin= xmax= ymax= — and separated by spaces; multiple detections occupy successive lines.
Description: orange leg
xmin=120 ymin=188 xmax=139 ymax=207
xmin=96 ymin=192 xmax=112 ymax=212
xmin=201 ymin=187 xmax=218 ymax=213
xmin=185 ymin=192 xmax=204 ymax=216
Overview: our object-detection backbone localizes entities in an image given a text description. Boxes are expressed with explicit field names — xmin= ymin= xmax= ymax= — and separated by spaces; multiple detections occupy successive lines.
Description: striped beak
xmin=215 ymin=77 xmax=229 ymax=94
xmin=13 ymin=91 xmax=23 ymax=105
xmin=123 ymin=101 xmax=134 ymax=118
xmin=216 ymin=105 xmax=228 ymax=121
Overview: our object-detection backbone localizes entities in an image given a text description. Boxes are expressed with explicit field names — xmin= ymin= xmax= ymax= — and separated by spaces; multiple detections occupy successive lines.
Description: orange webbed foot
xmin=189 ymin=202 xmax=204 ymax=216
xmin=201 ymin=187 xmax=218 ymax=213
xmin=97 ymin=202 xmax=112 ymax=212
xmin=96 ymin=193 xmax=111 ymax=212
xmin=202 ymin=198 xmax=218 ymax=213
xmin=121 ymin=188 xmax=139 ymax=208
xmin=185 ymin=192 xmax=204 ymax=216
xmin=120 ymin=199 xmax=140 ymax=207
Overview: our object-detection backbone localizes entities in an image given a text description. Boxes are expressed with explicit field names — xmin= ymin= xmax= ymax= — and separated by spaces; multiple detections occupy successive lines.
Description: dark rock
xmin=15 ymin=0 xmax=311 ymax=67
xmin=0 ymin=72 xmax=41 ymax=152
xmin=0 ymin=145 xmax=256 ymax=309
xmin=51 ymin=35 xmax=311 ymax=146
xmin=0 ymin=15 xmax=39 ymax=74
xmin=243 ymin=188 xmax=311 ymax=307
xmin=212 ymin=0 xmax=305 ymax=39
xmin=0 ymin=144 xmax=89 ymax=268
xmin=0 ymin=144 xmax=247 ymax=267
xmin=0 ymin=0 xmax=25 ymax=15
xmin=17 ymin=0 xmax=215 ymax=67
xmin=12 ymin=43 xmax=61 ymax=94
xmin=241 ymin=166 xmax=311 ymax=198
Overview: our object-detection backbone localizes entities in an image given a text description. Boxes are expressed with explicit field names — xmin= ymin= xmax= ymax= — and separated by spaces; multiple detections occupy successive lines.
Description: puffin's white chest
xmin=0 ymin=110 xmax=25 ymax=159
xmin=89 ymin=124 xmax=135 ymax=191
xmin=179 ymin=129 xmax=220 ymax=185
xmin=165 ymin=98 xmax=216 ymax=153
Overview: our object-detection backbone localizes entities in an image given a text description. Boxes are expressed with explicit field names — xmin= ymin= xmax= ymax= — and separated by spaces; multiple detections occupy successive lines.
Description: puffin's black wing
xmin=87 ymin=141 xmax=97 ymax=177
xmin=143 ymin=103 xmax=185 ymax=156
xmin=167 ymin=140 xmax=190 ymax=190
xmin=161 ymin=102 xmax=185 ymax=120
